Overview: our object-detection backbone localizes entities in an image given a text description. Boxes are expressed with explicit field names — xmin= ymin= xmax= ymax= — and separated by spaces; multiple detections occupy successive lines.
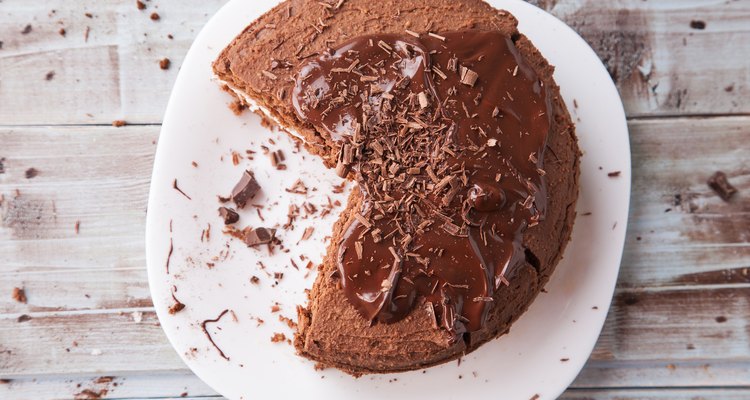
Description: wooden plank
xmin=4 ymin=371 xmax=750 ymax=400
xmin=562 ymin=388 xmax=750 ymax=400
xmin=1 ymin=0 xmax=749 ymax=125
xmin=0 ymin=310 xmax=184 ymax=376
xmin=0 ymin=371 xmax=217 ymax=399
xmin=0 ymin=126 xmax=156 ymax=314
xmin=536 ymin=0 xmax=750 ymax=117
xmin=0 ymin=0 xmax=225 ymax=125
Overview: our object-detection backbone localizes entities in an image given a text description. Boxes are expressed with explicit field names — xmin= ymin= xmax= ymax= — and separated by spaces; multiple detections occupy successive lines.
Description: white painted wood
xmin=0 ymin=0 xmax=226 ymax=125
xmin=0 ymin=0 xmax=749 ymax=398
xmin=0 ymin=371 xmax=217 ymax=400
xmin=4 ymin=370 xmax=750 ymax=400
xmin=540 ymin=0 xmax=750 ymax=117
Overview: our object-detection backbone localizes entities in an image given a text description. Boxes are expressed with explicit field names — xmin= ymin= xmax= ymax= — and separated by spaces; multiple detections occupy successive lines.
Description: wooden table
xmin=1 ymin=1 xmax=748 ymax=398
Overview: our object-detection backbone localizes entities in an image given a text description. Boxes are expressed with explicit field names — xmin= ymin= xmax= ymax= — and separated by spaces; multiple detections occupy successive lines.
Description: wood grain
xmin=3 ymin=370 xmax=750 ymax=400
xmin=0 ymin=0 xmax=748 ymax=126
xmin=1 ymin=0 xmax=749 ymax=398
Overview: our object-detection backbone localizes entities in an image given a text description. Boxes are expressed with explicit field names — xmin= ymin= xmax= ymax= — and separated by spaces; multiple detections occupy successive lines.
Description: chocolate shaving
xmin=165 ymin=238 xmax=173 ymax=274
xmin=244 ymin=227 xmax=276 ymax=247
xmin=607 ymin=171 xmax=621 ymax=177
xmin=172 ymin=179 xmax=192 ymax=200
xmin=231 ymin=171 xmax=261 ymax=208
xmin=459 ymin=66 xmax=479 ymax=87
xmin=300 ymin=226 xmax=315 ymax=242
xmin=218 ymin=207 xmax=239 ymax=225
xmin=201 ymin=309 xmax=230 ymax=360
xmin=707 ymin=171 xmax=737 ymax=201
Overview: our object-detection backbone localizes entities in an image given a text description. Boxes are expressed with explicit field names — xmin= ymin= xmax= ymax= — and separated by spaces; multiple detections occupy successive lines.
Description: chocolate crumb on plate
xmin=136 ymin=0 xmax=146 ymax=10
xmin=218 ymin=206 xmax=240 ymax=225
xmin=150 ymin=12 xmax=160 ymax=21
xmin=229 ymin=99 xmax=247 ymax=115
xmin=271 ymin=332 xmax=287 ymax=343
xmin=45 ymin=71 xmax=55 ymax=81
xmin=707 ymin=171 xmax=737 ymax=201
xmin=201 ymin=309 xmax=230 ymax=360
xmin=21 ymin=24 xmax=32 ymax=34
xmin=244 ymin=227 xmax=276 ymax=247
xmin=17 ymin=314 xmax=32 ymax=323
xmin=231 ymin=170 xmax=261 ymax=208
xmin=172 ymin=179 xmax=192 ymax=200
xmin=12 ymin=287 xmax=27 ymax=303
xmin=168 ymin=296 xmax=185 ymax=315
xmin=607 ymin=170 xmax=621 ymax=177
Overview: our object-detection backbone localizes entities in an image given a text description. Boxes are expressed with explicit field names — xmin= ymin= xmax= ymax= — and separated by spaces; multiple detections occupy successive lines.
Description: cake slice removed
xmin=213 ymin=0 xmax=579 ymax=375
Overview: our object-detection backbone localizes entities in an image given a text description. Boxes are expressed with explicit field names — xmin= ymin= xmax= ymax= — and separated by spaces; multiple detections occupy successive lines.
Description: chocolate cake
xmin=213 ymin=0 xmax=579 ymax=375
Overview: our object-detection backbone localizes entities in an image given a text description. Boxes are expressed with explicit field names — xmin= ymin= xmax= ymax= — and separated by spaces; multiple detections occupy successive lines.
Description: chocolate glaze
xmin=293 ymin=31 xmax=551 ymax=339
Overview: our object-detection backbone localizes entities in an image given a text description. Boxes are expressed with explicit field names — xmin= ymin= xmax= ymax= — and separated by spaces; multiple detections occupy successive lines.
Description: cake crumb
xmin=12 ymin=287 xmax=27 ymax=303
xmin=132 ymin=311 xmax=143 ymax=323
xmin=271 ymin=332 xmax=287 ymax=343
xmin=229 ymin=99 xmax=247 ymax=115
xmin=25 ymin=168 xmax=39 ymax=179
xmin=690 ymin=20 xmax=706 ymax=30
xmin=112 ymin=120 xmax=126 ymax=127
xmin=707 ymin=171 xmax=737 ymax=201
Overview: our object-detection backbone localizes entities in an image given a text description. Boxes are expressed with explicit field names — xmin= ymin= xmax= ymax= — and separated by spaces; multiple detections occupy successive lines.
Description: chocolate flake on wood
xmin=707 ymin=171 xmax=738 ymax=201
xmin=11 ymin=287 xmax=27 ymax=304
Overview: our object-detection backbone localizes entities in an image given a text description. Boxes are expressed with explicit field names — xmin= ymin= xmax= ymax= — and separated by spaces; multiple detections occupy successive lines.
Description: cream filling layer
xmin=217 ymin=78 xmax=307 ymax=144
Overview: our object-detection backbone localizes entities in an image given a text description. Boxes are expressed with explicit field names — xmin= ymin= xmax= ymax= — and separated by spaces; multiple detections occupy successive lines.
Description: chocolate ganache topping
xmin=293 ymin=31 xmax=552 ymax=339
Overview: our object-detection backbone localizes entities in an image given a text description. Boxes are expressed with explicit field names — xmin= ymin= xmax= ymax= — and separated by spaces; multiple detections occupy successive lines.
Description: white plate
xmin=146 ymin=1 xmax=631 ymax=399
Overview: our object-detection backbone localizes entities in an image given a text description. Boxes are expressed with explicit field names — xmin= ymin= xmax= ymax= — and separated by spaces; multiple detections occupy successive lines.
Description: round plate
xmin=146 ymin=1 xmax=631 ymax=399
